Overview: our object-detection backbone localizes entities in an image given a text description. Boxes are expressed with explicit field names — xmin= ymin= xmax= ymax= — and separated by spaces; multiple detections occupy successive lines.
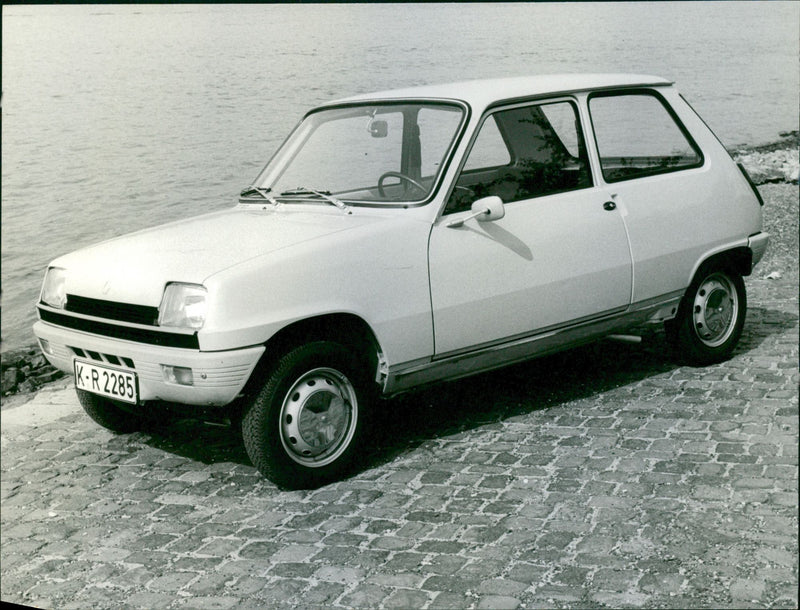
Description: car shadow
xmin=735 ymin=304 xmax=799 ymax=353
xmin=132 ymin=306 xmax=797 ymax=478
xmin=364 ymin=331 xmax=673 ymax=470
xmin=135 ymin=415 xmax=251 ymax=467
xmin=362 ymin=304 xmax=798 ymax=470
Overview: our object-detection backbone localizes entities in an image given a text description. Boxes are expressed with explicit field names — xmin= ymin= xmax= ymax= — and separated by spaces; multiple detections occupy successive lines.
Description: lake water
xmin=2 ymin=2 xmax=798 ymax=351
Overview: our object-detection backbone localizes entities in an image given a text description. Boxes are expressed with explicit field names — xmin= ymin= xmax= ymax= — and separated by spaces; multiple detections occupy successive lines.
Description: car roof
xmin=321 ymin=73 xmax=673 ymax=111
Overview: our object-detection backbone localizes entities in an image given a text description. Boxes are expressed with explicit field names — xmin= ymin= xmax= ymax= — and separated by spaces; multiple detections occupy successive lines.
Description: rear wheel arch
xmin=689 ymin=246 xmax=753 ymax=283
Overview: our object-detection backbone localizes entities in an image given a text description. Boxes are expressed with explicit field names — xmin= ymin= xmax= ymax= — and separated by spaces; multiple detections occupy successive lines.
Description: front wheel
xmin=77 ymin=389 xmax=147 ymax=433
xmin=241 ymin=341 xmax=373 ymax=489
xmin=666 ymin=266 xmax=746 ymax=365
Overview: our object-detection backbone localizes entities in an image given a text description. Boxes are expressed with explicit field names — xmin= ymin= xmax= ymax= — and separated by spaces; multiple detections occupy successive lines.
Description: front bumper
xmin=34 ymin=320 xmax=265 ymax=406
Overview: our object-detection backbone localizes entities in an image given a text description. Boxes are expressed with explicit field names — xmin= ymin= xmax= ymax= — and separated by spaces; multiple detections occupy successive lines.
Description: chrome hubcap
xmin=692 ymin=273 xmax=738 ymax=347
xmin=279 ymin=367 xmax=357 ymax=467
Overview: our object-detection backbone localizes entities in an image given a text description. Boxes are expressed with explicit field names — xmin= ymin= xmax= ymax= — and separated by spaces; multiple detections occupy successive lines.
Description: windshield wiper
xmin=280 ymin=187 xmax=351 ymax=213
xmin=240 ymin=186 xmax=279 ymax=206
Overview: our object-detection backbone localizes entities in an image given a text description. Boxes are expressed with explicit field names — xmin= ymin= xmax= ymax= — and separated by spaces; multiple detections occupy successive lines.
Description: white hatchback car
xmin=34 ymin=74 xmax=768 ymax=488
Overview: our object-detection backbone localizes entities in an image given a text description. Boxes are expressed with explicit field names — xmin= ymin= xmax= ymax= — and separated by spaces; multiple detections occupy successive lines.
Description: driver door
xmin=428 ymin=98 xmax=633 ymax=355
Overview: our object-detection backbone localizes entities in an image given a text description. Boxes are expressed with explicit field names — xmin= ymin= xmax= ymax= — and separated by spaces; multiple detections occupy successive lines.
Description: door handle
xmin=603 ymin=201 xmax=617 ymax=211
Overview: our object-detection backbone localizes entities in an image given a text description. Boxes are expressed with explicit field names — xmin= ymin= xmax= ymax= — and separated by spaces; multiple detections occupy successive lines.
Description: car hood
xmin=52 ymin=206 xmax=386 ymax=307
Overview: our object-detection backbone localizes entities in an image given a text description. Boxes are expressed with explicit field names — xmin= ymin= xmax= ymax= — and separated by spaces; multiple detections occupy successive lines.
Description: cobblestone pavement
xmin=2 ymin=274 xmax=797 ymax=610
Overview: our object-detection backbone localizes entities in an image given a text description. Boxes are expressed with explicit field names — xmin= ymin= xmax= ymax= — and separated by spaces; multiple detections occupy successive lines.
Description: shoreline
xmin=730 ymin=131 xmax=799 ymax=184
xmin=731 ymin=130 xmax=799 ymax=154
xmin=2 ymin=135 xmax=798 ymax=399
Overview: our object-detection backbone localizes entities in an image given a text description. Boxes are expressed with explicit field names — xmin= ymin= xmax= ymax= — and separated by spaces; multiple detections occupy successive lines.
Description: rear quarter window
xmin=589 ymin=90 xmax=703 ymax=182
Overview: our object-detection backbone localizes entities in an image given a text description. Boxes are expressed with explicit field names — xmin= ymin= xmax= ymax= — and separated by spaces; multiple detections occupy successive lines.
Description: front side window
xmin=250 ymin=102 xmax=465 ymax=206
xmin=446 ymin=100 xmax=592 ymax=213
xmin=589 ymin=91 xmax=702 ymax=182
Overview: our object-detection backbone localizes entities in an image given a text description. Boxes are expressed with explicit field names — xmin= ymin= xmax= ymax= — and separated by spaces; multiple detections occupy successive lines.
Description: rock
xmin=16 ymin=379 xmax=39 ymax=394
xmin=2 ymin=367 xmax=22 ymax=394
xmin=1 ymin=349 xmax=28 ymax=371
xmin=1 ymin=344 xmax=64 ymax=396
xmin=734 ymin=146 xmax=800 ymax=185
xmin=33 ymin=369 xmax=65 ymax=385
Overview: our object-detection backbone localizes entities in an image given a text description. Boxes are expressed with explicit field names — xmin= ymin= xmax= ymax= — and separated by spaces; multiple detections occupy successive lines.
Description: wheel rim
xmin=279 ymin=367 xmax=358 ymax=467
xmin=692 ymin=272 xmax=738 ymax=348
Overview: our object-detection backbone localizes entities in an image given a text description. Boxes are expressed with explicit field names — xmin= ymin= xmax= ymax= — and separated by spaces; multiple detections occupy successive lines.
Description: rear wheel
xmin=77 ymin=389 xmax=146 ymax=433
xmin=241 ymin=341 xmax=373 ymax=489
xmin=666 ymin=265 xmax=746 ymax=365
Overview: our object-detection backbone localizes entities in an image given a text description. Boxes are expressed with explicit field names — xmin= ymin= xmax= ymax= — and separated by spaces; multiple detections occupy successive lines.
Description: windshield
xmin=249 ymin=102 xmax=465 ymax=206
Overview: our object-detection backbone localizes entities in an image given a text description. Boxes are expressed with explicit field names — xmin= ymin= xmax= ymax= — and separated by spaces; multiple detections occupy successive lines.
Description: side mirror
xmin=447 ymin=196 xmax=505 ymax=228
xmin=369 ymin=119 xmax=388 ymax=138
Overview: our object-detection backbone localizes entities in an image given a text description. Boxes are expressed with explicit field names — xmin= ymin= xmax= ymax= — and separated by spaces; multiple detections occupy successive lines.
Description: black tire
xmin=241 ymin=341 xmax=373 ymax=489
xmin=77 ymin=389 xmax=146 ymax=433
xmin=666 ymin=264 xmax=746 ymax=365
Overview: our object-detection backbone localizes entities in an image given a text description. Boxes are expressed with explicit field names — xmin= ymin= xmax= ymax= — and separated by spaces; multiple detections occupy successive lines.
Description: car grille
xmin=38 ymin=308 xmax=199 ymax=350
xmin=69 ymin=346 xmax=136 ymax=368
xmin=65 ymin=294 xmax=159 ymax=326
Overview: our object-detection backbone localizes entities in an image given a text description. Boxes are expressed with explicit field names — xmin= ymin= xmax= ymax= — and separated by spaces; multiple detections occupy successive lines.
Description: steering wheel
xmin=377 ymin=171 xmax=427 ymax=198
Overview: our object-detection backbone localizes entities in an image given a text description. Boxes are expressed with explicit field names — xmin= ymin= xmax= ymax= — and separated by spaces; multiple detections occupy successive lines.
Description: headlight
xmin=40 ymin=267 xmax=67 ymax=309
xmin=158 ymin=283 xmax=207 ymax=330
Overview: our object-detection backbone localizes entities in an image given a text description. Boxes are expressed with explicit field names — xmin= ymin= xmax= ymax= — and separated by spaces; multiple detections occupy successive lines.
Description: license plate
xmin=74 ymin=359 xmax=139 ymax=404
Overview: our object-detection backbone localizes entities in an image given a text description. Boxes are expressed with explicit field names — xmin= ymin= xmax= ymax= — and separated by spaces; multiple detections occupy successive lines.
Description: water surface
xmin=2 ymin=3 xmax=798 ymax=350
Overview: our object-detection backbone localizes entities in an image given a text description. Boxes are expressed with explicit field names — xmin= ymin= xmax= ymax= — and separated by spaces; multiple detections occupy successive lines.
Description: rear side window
xmin=589 ymin=91 xmax=702 ymax=182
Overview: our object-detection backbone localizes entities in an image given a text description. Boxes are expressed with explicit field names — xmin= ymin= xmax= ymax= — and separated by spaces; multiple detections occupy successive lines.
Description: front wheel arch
xmin=237 ymin=313 xmax=383 ymax=405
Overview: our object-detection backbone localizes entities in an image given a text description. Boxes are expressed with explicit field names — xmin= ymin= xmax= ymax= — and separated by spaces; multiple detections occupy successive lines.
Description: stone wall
xmin=1 ymin=346 xmax=65 ymax=397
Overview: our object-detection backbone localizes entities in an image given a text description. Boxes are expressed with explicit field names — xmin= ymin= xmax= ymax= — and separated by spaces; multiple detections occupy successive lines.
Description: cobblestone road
xmin=2 ymin=273 xmax=797 ymax=609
